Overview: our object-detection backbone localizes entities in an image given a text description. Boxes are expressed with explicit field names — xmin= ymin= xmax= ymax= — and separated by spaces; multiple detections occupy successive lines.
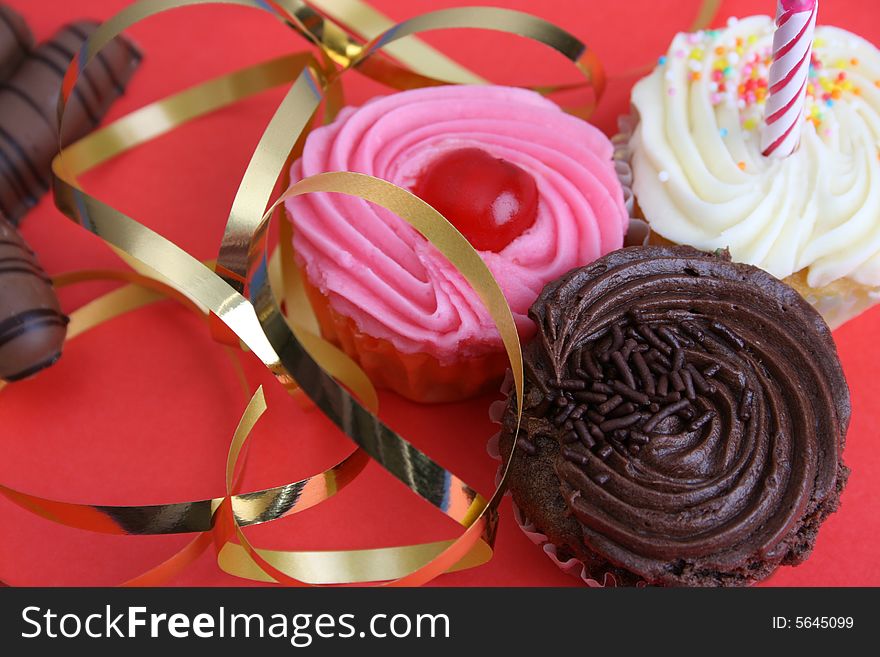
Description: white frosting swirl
xmin=630 ymin=16 xmax=880 ymax=288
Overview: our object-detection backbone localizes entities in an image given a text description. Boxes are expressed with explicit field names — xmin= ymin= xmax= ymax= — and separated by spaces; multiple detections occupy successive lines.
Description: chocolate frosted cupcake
xmin=498 ymin=245 xmax=850 ymax=586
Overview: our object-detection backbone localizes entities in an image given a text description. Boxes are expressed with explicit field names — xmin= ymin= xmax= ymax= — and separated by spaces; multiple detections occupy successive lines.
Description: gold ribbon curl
xmin=2 ymin=0 xmax=720 ymax=585
xmin=0 ymin=266 xmax=373 ymax=586
xmin=39 ymin=0 xmax=607 ymax=586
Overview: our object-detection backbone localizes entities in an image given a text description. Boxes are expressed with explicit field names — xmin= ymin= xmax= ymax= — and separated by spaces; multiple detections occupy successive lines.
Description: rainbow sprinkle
xmin=663 ymin=25 xmax=875 ymax=139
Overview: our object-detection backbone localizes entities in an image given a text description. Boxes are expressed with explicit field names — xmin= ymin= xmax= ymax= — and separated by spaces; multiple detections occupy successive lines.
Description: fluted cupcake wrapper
xmin=300 ymin=264 xmax=510 ymax=403
xmin=613 ymin=121 xmax=651 ymax=249
xmin=486 ymin=372 xmax=644 ymax=588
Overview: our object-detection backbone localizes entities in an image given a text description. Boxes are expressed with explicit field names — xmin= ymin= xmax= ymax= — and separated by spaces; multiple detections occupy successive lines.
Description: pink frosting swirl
xmin=286 ymin=85 xmax=627 ymax=363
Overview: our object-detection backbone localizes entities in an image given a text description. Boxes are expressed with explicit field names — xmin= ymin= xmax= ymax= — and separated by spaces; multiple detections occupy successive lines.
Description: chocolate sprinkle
xmin=681 ymin=368 xmax=696 ymax=400
xmin=611 ymin=351 xmax=636 ymax=389
xmin=658 ymin=326 xmax=682 ymax=349
xmin=573 ymin=390 xmax=608 ymax=404
xmin=670 ymin=369 xmax=685 ymax=392
xmin=672 ymin=347 xmax=685 ymax=371
xmin=632 ymin=351 xmax=656 ymax=395
xmin=642 ymin=399 xmax=690 ymax=432
xmin=597 ymin=394 xmax=623 ymax=415
xmin=611 ymin=380 xmax=650 ymax=405
xmin=611 ymin=323 xmax=624 ymax=352
xmin=581 ymin=351 xmax=601 ymax=379
xmin=599 ymin=413 xmax=643 ymax=432
xmin=569 ymin=404 xmax=587 ymax=420
xmin=609 ymin=401 xmax=636 ymax=418
xmin=629 ymin=431 xmax=650 ymax=445
xmin=634 ymin=325 xmax=662 ymax=353
xmin=562 ymin=447 xmax=589 ymax=467
xmin=553 ymin=403 xmax=576 ymax=426
xmin=657 ymin=374 xmax=669 ymax=397
xmin=561 ymin=430 xmax=579 ymax=444
xmin=586 ymin=410 xmax=605 ymax=425
xmin=686 ymin=363 xmax=716 ymax=394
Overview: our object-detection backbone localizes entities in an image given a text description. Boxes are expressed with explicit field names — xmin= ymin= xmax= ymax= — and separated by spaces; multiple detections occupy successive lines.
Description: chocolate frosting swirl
xmin=514 ymin=245 xmax=849 ymax=585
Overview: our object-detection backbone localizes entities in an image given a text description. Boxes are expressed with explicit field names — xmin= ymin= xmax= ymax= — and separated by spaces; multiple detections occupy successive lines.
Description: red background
xmin=1 ymin=0 xmax=878 ymax=586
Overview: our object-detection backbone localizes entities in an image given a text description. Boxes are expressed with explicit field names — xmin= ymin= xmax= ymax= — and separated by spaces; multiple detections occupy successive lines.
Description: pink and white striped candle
xmin=760 ymin=0 xmax=819 ymax=157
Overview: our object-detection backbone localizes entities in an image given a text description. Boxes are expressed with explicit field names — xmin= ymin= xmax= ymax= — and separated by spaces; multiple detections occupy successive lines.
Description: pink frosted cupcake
xmin=285 ymin=85 xmax=630 ymax=402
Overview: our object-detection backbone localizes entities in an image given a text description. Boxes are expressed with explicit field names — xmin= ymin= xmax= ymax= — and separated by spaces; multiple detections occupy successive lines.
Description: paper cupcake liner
xmin=615 ymin=110 xmax=880 ymax=329
xmin=487 ymin=372 xmax=644 ymax=588
xmin=612 ymin=117 xmax=650 ymax=249
xmin=485 ymin=432 xmax=620 ymax=587
xmin=300 ymin=268 xmax=509 ymax=403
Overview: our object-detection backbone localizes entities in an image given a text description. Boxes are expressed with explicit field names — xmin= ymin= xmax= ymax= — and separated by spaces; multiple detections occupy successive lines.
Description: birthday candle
xmin=760 ymin=0 xmax=819 ymax=157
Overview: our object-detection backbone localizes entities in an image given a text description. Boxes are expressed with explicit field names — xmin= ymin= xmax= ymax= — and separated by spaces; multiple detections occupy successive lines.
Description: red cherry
xmin=414 ymin=147 xmax=539 ymax=252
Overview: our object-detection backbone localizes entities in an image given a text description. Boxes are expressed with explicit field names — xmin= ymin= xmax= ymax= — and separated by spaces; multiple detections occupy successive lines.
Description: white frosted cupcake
xmin=623 ymin=15 xmax=880 ymax=328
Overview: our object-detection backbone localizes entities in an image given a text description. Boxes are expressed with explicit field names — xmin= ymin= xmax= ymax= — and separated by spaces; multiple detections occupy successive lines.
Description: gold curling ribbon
xmin=0 ymin=51 xmax=376 ymax=584
xmin=2 ymin=0 xmax=609 ymax=585
xmin=308 ymin=0 xmax=719 ymax=102
xmin=214 ymin=3 xmax=605 ymax=302
xmin=292 ymin=0 xmax=604 ymax=117
xmin=307 ymin=0 xmax=487 ymax=83
xmin=691 ymin=0 xmax=724 ymax=33
xmin=209 ymin=1 xmax=605 ymax=583
xmin=0 ymin=267 xmax=374 ymax=585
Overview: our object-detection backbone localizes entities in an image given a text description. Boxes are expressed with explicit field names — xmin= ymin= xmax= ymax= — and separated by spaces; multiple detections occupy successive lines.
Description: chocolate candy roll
xmin=0 ymin=21 xmax=142 ymax=225
xmin=0 ymin=4 xmax=33 ymax=81
xmin=0 ymin=211 xmax=67 ymax=381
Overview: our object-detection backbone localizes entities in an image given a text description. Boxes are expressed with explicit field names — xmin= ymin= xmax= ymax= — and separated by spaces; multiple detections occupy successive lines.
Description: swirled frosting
xmin=629 ymin=16 xmax=880 ymax=289
xmin=286 ymin=85 xmax=628 ymax=362
xmin=503 ymin=246 xmax=849 ymax=586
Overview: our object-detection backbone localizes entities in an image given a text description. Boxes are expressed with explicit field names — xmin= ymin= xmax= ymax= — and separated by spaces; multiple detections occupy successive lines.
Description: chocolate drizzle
xmin=0 ymin=213 xmax=68 ymax=381
xmin=0 ymin=21 xmax=142 ymax=224
xmin=0 ymin=5 xmax=32 ymax=81
xmin=503 ymin=246 xmax=850 ymax=586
